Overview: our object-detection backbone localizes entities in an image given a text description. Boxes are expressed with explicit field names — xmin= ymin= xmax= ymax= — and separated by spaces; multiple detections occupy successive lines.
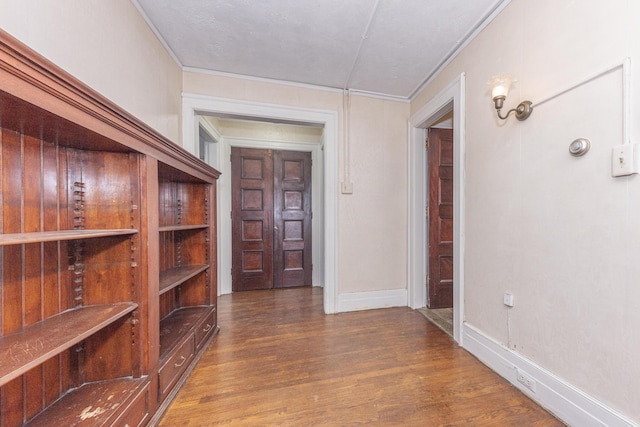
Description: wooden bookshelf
xmin=154 ymin=165 xmax=219 ymax=415
xmin=0 ymin=29 xmax=219 ymax=426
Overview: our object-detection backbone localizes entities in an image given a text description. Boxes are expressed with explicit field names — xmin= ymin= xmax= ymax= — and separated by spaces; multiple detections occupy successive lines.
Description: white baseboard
xmin=463 ymin=324 xmax=638 ymax=427
xmin=337 ymin=288 xmax=407 ymax=312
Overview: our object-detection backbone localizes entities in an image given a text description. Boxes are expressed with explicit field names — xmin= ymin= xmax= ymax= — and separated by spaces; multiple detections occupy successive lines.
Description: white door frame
xmin=182 ymin=93 xmax=339 ymax=314
xmin=408 ymin=73 xmax=466 ymax=344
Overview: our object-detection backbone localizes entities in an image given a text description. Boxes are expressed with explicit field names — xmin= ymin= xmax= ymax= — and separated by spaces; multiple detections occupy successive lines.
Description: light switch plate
xmin=612 ymin=144 xmax=636 ymax=176
xmin=341 ymin=181 xmax=353 ymax=194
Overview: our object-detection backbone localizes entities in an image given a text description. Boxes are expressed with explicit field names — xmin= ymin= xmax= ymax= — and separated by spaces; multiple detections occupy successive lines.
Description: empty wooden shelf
xmin=0 ymin=229 xmax=137 ymax=246
xmin=24 ymin=378 xmax=150 ymax=427
xmin=160 ymin=265 xmax=210 ymax=295
xmin=0 ymin=303 xmax=137 ymax=386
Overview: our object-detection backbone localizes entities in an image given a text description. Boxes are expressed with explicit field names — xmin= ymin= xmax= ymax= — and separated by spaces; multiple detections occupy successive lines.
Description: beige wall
xmin=412 ymin=0 xmax=640 ymax=421
xmin=0 ymin=0 xmax=183 ymax=141
xmin=186 ymin=71 xmax=410 ymax=294
xmin=211 ymin=118 xmax=324 ymax=143
xmin=340 ymin=95 xmax=409 ymax=293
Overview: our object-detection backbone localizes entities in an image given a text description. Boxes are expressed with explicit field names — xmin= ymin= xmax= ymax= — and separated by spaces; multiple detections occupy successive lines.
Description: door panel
xmin=428 ymin=128 xmax=454 ymax=308
xmin=232 ymin=148 xmax=312 ymax=291
xmin=231 ymin=147 xmax=274 ymax=291
xmin=273 ymin=151 xmax=312 ymax=288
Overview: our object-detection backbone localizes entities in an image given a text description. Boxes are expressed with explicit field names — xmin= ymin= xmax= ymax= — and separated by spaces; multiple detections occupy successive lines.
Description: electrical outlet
xmin=516 ymin=368 xmax=536 ymax=393
xmin=503 ymin=293 xmax=514 ymax=307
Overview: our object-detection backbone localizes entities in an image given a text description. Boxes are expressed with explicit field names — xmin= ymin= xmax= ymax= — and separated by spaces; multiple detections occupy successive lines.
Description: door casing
xmin=181 ymin=94 xmax=338 ymax=314
xmin=408 ymin=73 xmax=466 ymax=344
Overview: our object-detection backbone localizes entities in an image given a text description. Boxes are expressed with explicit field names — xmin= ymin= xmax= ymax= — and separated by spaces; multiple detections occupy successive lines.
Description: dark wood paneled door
xmin=232 ymin=147 xmax=312 ymax=291
xmin=427 ymin=128 xmax=454 ymax=308
xmin=231 ymin=147 xmax=274 ymax=291
xmin=273 ymin=150 xmax=312 ymax=288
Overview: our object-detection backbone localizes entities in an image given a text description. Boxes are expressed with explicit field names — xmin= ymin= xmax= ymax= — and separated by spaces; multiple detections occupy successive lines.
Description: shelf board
xmin=159 ymin=224 xmax=208 ymax=232
xmin=25 ymin=377 xmax=148 ymax=427
xmin=159 ymin=264 xmax=209 ymax=295
xmin=159 ymin=306 xmax=211 ymax=360
xmin=0 ymin=229 xmax=137 ymax=246
xmin=0 ymin=302 xmax=137 ymax=386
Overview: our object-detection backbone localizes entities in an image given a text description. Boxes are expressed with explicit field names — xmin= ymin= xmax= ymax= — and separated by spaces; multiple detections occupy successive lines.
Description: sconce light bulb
xmin=487 ymin=73 xmax=531 ymax=121
xmin=488 ymin=74 xmax=515 ymax=100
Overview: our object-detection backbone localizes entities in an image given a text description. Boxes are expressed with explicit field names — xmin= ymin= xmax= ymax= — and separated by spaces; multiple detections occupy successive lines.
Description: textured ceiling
xmin=134 ymin=0 xmax=505 ymax=99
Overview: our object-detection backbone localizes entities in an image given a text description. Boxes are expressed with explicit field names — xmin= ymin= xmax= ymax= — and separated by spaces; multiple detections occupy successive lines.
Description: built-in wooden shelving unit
xmin=0 ymin=29 xmax=219 ymax=426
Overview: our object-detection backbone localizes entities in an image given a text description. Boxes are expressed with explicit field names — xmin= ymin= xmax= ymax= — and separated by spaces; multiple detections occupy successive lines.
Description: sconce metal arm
xmin=496 ymin=100 xmax=533 ymax=121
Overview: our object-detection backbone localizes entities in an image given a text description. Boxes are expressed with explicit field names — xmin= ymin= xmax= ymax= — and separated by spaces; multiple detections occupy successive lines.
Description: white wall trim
xmin=181 ymin=93 xmax=339 ymax=314
xmin=408 ymin=73 xmax=466 ymax=345
xmin=216 ymin=136 xmax=325 ymax=295
xmin=337 ymin=289 xmax=408 ymax=313
xmin=408 ymin=0 xmax=511 ymax=99
xmin=463 ymin=324 xmax=639 ymax=427
xmin=198 ymin=117 xmax=221 ymax=143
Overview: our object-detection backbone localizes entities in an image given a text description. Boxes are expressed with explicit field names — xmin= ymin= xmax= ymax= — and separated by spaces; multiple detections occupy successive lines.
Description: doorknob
xmin=274 ymin=226 xmax=279 ymax=230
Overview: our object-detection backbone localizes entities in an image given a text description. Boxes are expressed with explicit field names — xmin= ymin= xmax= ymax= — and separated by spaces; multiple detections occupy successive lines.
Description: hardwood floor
xmin=158 ymin=287 xmax=563 ymax=426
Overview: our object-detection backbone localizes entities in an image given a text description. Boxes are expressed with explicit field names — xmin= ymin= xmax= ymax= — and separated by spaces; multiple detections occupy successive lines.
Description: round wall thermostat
xmin=569 ymin=138 xmax=590 ymax=157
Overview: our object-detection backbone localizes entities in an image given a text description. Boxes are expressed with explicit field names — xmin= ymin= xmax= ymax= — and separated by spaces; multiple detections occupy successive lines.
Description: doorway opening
xmin=182 ymin=95 xmax=339 ymax=314
xmin=419 ymin=114 xmax=454 ymax=336
xmin=408 ymin=74 xmax=465 ymax=344
xmin=199 ymin=116 xmax=323 ymax=295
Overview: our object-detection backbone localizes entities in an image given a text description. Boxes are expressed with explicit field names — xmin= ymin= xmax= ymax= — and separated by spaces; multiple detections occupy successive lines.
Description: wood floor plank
xmin=158 ymin=287 xmax=563 ymax=426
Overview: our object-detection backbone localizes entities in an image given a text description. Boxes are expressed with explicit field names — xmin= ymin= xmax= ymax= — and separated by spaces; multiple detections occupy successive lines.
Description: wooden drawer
xmin=195 ymin=309 xmax=216 ymax=349
xmin=159 ymin=335 xmax=195 ymax=399
xmin=111 ymin=382 xmax=150 ymax=427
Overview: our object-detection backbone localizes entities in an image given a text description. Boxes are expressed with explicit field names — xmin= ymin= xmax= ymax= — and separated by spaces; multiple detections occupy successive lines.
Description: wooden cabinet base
xmin=149 ymin=329 xmax=219 ymax=426
xmin=159 ymin=336 xmax=195 ymax=399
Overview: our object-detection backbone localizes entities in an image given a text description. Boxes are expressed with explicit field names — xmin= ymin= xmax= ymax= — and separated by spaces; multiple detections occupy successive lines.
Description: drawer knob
xmin=174 ymin=355 xmax=186 ymax=368
xmin=203 ymin=324 xmax=212 ymax=332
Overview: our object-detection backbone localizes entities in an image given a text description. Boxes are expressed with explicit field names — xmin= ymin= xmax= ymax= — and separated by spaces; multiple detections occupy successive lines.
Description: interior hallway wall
xmin=0 ymin=0 xmax=183 ymax=141
xmin=411 ymin=0 xmax=640 ymax=422
xmin=184 ymin=71 xmax=410 ymax=297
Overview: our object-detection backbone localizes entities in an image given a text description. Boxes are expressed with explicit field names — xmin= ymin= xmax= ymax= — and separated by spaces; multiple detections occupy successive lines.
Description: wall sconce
xmin=488 ymin=74 xmax=533 ymax=121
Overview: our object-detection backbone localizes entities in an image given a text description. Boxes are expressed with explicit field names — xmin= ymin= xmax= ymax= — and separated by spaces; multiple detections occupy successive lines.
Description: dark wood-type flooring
xmin=158 ymin=287 xmax=563 ymax=426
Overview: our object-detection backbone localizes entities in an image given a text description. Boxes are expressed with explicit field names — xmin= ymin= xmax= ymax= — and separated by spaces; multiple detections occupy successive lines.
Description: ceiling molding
xmin=130 ymin=0 xmax=183 ymax=68
xmin=409 ymin=0 xmax=511 ymax=100
xmin=347 ymin=89 xmax=409 ymax=103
